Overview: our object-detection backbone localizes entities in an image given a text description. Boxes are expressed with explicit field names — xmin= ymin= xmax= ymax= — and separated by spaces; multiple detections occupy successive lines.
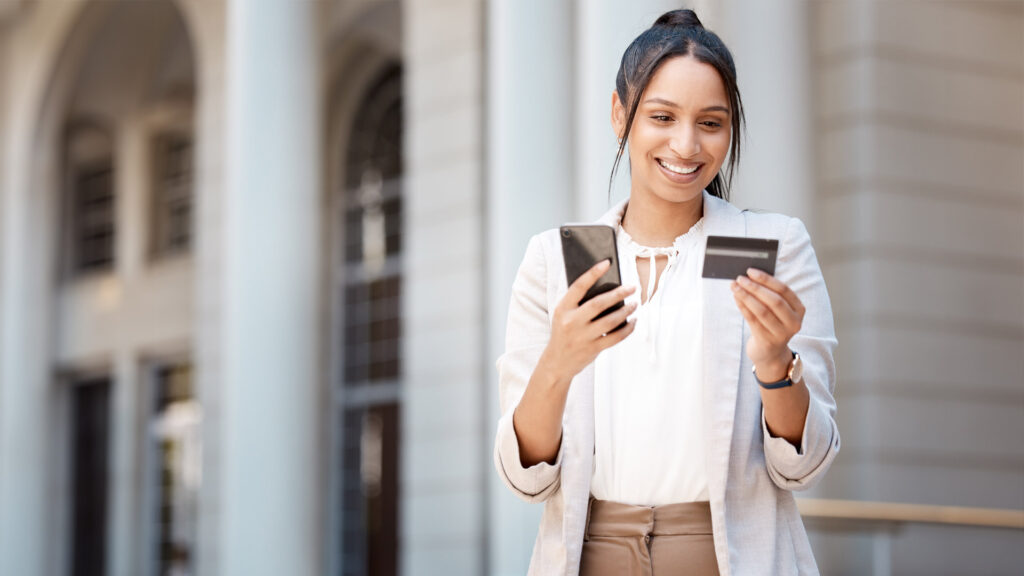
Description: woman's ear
xmin=610 ymin=91 xmax=626 ymax=141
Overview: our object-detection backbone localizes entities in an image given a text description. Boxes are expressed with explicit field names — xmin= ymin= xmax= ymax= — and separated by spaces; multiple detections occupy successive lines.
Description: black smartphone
xmin=559 ymin=224 xmax=627 ymax=331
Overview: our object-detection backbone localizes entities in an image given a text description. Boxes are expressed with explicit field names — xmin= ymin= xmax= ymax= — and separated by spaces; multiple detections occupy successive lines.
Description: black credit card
xmin=701 ymin=235 xmax=779 ymax=279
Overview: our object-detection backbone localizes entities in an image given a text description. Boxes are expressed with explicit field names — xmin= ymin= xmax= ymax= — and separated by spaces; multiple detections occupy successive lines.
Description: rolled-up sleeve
xmin=493 ymin=233 xmax=563 ymax=503
xmin=761 ymin=217 xmax=841 ymax=491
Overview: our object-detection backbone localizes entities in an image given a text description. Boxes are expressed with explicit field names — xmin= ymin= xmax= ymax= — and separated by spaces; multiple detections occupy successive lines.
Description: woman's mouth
xmin=656 ymin=158 xmax=703 ymax=183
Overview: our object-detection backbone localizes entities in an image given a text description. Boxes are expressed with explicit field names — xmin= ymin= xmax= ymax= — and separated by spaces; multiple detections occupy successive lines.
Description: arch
xmin=0 ymin=2 xmax=202 ymax=575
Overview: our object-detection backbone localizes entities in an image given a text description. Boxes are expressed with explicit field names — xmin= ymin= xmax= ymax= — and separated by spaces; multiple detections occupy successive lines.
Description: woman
xmin=493 ymin=9 xmax=839 ymax=576
xmin=495 ymin=8 xmax=839 ymax=573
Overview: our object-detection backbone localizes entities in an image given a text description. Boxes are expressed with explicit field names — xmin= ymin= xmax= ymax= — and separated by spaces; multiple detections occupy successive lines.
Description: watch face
xmin=790 ymin=353 xmax=804 ymax=383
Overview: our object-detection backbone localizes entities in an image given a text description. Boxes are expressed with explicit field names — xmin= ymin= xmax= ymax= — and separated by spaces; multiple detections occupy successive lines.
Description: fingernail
xmin=737 ymin=275 xmax=751 ymax=286
xmin=730 ymin=281 xmax=739 ymax=291
xmin=747 ymin=268 xmax=761 ymax=279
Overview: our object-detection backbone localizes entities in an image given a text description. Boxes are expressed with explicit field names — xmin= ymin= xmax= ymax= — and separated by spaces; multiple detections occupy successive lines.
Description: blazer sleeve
xmin=760 ymin=216 xmax=841 ymax=491
xmin=493 ymin=233 xmax=564 ymax=503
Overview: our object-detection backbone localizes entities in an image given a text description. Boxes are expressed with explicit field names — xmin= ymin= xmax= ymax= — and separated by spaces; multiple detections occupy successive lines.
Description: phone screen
xmin=559 ymin=225 xmax=625 ymax=326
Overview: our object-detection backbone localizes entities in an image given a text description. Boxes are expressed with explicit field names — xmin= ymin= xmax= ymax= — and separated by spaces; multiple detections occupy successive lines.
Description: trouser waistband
xmin=584 ymin=496 xmax=713 ymax=540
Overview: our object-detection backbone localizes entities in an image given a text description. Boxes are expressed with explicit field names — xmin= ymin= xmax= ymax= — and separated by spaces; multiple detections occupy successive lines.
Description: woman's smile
xmin=656 ymin=157 xmax=703 ymax=183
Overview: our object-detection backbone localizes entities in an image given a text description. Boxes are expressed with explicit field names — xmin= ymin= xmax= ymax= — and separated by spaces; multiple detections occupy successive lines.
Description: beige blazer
xmin=493 ymin=191 xmax=840 ymax=575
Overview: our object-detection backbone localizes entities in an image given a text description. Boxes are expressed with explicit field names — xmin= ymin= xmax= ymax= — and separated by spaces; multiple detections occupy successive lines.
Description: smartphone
xmin=559 ymin=225 xmax=626 ymax=331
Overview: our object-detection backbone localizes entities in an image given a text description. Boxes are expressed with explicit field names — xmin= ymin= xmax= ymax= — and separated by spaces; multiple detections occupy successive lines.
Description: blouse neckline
xmin=617 ymin=216 xmax=705 ymax=255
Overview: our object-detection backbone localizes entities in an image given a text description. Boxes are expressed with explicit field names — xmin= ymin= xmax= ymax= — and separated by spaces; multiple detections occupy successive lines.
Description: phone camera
xmin=561 ymin=229 xmax=571 ymax=238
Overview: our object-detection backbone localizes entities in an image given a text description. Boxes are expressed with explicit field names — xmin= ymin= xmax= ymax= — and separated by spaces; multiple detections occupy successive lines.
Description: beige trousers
xmin=579 ymin=497 xmax=721 ymax=576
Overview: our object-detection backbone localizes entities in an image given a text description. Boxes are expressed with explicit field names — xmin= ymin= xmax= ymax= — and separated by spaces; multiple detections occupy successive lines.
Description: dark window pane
xmin=71 ymin=378 xmax=110 ymax=576
xmin=382 ymin=196 xmax=402 ymax=256
xmin=339 ymin=403 xmax=399 ymax=576
xmin=344 ymin=71 xmax=401 ymax=190
xmin=343 ymin=277 xmax=401 ymax=385
xmin=73 ymin=164 xmax=115 ymax=272
xmin=152 ymin=133 xmax=194 ymax=257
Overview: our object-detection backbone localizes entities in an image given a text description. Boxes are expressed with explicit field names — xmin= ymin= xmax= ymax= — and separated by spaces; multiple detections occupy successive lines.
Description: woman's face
xmin=612 ymin=55 xmax=732 ymax=205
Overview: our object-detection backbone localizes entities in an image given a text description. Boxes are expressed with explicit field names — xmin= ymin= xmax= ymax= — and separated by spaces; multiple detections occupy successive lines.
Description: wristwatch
xmin=752 ymin=350 xmax=802 ymax=390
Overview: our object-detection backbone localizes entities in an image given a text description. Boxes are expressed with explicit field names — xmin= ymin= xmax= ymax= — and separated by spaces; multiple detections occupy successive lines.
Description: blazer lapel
xmin=700 ymin=191 xmax=746 ymax=513
xmin=558 ymin=199 xmax=628 ymax=561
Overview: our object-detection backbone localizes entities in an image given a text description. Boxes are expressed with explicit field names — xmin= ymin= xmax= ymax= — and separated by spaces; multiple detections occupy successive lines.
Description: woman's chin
xmin=648 ymin=185 xmax=705 ymax=205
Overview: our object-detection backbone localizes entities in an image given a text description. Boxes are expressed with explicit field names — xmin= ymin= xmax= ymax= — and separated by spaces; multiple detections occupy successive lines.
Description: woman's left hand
xmin=730 ymin=267 xmax=805 ymax=381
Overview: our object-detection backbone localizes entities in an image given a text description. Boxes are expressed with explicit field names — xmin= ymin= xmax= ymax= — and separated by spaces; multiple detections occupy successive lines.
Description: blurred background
xmin=0 ymin=0 xmax=1020 ymax=575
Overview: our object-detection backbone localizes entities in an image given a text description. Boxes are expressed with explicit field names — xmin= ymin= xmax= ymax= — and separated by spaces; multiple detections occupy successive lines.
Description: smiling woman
xmin=493 ymin=8 xmax=840 ymax=576
xmin=609 ymin=9 xmax=745 ymax=204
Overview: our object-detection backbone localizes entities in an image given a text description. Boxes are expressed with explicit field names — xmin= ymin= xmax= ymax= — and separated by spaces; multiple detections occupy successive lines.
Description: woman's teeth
xmin=658 ymin=159 xmax=700 ymax=174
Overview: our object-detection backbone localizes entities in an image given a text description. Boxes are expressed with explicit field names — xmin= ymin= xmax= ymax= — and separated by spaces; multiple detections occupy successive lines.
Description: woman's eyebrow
xmin=642 ymin=98 xmax=729 ymax=114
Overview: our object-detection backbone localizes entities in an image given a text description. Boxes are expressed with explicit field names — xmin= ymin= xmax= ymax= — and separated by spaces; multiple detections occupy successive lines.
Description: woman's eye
xmin=650 ymin=115 xmax=672 ymax=122
xmin=702 ymin=121 xmax=722 ymax=128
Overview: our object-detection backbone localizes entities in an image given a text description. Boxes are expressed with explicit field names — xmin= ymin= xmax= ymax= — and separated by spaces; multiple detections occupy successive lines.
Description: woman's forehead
xmin=643 ymin=56 xmax=729 ymax=111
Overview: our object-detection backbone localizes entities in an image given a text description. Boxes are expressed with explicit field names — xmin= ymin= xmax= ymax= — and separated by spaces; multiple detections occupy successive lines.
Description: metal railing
xmin=797 ymin=497 xmax=1024 ymax=530
xmin=796 ymin=498 xmax=1024 ymax=576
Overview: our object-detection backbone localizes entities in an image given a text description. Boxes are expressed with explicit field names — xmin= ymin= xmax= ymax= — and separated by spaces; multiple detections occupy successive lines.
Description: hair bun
xmin=653 ymin=9 xmax=704 ymax=30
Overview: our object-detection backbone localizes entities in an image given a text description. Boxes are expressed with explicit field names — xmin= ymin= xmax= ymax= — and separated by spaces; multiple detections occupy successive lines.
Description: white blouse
xmin=590 ymin=215 xmax=710 ymax=507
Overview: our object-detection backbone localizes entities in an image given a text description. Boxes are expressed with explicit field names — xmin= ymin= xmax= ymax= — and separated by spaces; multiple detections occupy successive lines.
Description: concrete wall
xmin=402 ymin=0 xmax=488 ymax=574
xmin=812 ymin=1 xmax=1024 ymax=573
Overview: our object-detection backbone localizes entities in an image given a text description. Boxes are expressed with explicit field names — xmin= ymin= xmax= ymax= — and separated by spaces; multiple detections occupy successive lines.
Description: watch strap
xmin=752 ymin=350 xmax=796 ymax=389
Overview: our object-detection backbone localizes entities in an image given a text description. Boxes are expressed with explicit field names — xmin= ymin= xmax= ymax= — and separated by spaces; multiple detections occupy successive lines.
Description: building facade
xmin=0 ymin=1 xmax=1021 ymax=575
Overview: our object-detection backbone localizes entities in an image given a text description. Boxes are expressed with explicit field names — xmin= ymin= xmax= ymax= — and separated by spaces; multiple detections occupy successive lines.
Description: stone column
xmin=717 ymin=0 xmax=814 ymax=227
xmin=486 ymin=1 xmax=573 ymax=573
xmin=0 ymin=5 xmax=75 ymax=574
xmin=574 ymin=0 xmax=681 ymax=222
xmin=220 ymin=0 xmax=321 ymax=574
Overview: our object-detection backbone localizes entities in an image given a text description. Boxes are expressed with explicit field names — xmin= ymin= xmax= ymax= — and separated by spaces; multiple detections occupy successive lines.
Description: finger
xmin=734 ymin=275 xmax=799 ymax=333
xmin=591 ymin=300 xmax=638 ymax=336
xmin=734 ymin=292 xmax=775 ymax=342
xmin=746 ymin=268 xmax=804 ymax=315
xmin=598 ymin=317 xmax=637 ymax=348
xmin=564 ymin=260 xmax=612 ymax=309
xmin=732 ymin=280 xmax=789 ymax=339
xmin=733 ymin=293 xmax=778 ymax=348
xmin=578 ymin=284 xmax=636 ymax=321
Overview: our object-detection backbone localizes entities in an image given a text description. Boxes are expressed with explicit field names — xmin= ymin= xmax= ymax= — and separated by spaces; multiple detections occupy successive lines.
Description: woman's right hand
xmin=537 ymin=260 xmax=638 ymax=383
xmin=513 ymin=260 xmax=637 ymax=467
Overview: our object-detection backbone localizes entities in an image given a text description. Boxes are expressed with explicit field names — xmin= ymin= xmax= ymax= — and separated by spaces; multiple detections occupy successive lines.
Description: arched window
xmin=336 ymin=66 xmax=402 ymax=576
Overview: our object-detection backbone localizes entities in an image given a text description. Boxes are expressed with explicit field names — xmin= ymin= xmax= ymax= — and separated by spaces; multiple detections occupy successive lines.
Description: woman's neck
xmin=621 ymin=191 xmax=704 ymax=247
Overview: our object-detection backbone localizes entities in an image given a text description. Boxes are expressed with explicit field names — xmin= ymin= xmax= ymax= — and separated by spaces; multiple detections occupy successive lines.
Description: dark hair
xmin=610 ymin=9 xmax=746 ymax=201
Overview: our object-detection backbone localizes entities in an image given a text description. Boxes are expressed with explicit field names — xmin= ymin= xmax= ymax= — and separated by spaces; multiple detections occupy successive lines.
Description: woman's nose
xmin=669 ymin=125 xmax=701 ymax=157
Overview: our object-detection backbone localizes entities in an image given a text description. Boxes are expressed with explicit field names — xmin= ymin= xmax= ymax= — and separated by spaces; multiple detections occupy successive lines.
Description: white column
xmin=109 ymin=119 xmax=145 ymax=576
xmin=220 ymin=1 xmax=321 ymax=574
xmin=108 ymin=349 xmax=138 ymax=576
xmin=574 ymin=0 xmax=681 ymax=222
xmin=0 ymin=114 xmax=52 ymax=576
xmin=0 ymin=34 xmax=61 ymax=576
xmin=717 ymin=1 xmax=815 ymax=228
xmin=486 ymin=1 xmax=573 ymax=573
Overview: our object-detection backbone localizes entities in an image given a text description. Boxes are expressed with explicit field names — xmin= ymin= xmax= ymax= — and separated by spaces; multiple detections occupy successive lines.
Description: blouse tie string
xmin=633 ymin=245 xmax=679 ymax=364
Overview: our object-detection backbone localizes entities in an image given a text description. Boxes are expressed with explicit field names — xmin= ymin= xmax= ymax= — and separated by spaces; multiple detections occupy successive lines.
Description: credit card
xmin=701 ymin=235 xmax=779 ymax=279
